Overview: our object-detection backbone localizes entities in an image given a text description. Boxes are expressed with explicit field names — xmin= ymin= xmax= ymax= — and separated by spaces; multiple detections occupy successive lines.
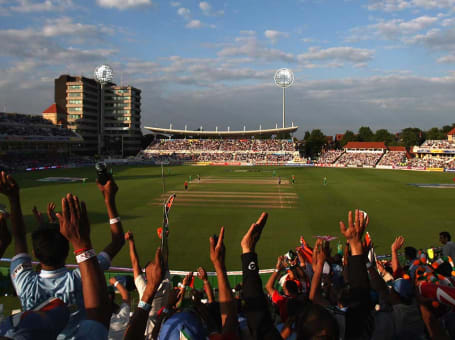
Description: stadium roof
xmin=447 ymin=127 xmax=455 ymax=136
xmin=344 ymin=141 xmax=387 ymax=149
xmin=144 ymin=125 xmax=298 ymax=137
xmin=388 ymin=146 xmax=406 ymax=151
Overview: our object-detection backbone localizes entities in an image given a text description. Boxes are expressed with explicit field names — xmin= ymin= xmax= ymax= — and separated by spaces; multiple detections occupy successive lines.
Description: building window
xmin=69 ymin=85 xmax=82 ymax=89
xmin=69 ymin=92 xmax=81 ymax=97
xmin=69 ymin=100 xmax=82 ymax=104
xmin=68 ymin=107 xmax=82 ymax=112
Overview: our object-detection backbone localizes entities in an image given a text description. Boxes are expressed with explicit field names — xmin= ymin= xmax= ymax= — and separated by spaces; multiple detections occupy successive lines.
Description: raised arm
xmin=0 ymin=172 xmax=27 ymax=255
xmin=240 ymin=212 xmax=282 ymax=340
xmin=309 ymin=239 xmax=329 ymax=306
xmin=97 ymin=179 xmax=125 ymax=259
xmin=391 ymin=236 xmax=404 ymax=277
xmin=125 ymin=231 xmax=142 ymax=279
xmin=124 ymin=248 xmax=164 ymax=340
xmin=210 ymin=226 xmax=238 ymax=334
xmin=109 ymin=277 xmax=130 ymax=304
xmin=57 ymin=193 xmax=110 ymax=328
xmin=0 ymin=213 xmax=12 ymax=258
xmin=197 ymin=266 xmax=214 ymax=303
xmin=265 ymin=256 xmax=284 ymax=297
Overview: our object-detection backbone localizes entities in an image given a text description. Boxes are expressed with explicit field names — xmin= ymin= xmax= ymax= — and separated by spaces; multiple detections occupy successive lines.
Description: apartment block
xmin=44 ymin=75 xmax=142 ymax=156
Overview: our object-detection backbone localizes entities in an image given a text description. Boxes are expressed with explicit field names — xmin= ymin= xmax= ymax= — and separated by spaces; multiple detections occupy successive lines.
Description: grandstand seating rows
xmin=140 ymin=139 xmax=298 ymax=163
xmin=0 ymin=113 xmax=77 ymax=138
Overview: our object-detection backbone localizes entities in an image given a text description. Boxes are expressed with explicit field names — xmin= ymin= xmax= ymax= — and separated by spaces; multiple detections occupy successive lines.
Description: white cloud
xmin=9 ymin=0 xmax=74 ymax=12
xmin=264 ymin=30 xmax=289 ymax=44
xmin=199 ymin=1 xmax=210 ymax=14
xmin=437 ymin=55 xmax=455 ymax=63
xmin=218 ymin=35 xmax=296 ymax=62
xmin=186 ymin=20 xmax=202 ymax=28
xmin=177 ymin=7 xmax=191 ymax=19
xmin=407 ymin=27 xmax=455 ymax=51
xmin=97 ymin=0 xmax=152 ymax=10
xmin=170 ymin=1 xmax=180 ymax=7
xmin=298 ymin=47 xmax=374 ymax=63
xmin=367 ymin=0 xmax=455 ymax=11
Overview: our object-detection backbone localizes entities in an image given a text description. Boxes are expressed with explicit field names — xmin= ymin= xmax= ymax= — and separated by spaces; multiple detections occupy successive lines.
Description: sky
xmin=1 ymin=0 xmax=455 ymax=137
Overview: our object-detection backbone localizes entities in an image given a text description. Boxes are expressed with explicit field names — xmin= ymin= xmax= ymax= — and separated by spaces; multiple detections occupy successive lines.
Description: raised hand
xmin=197 ymin=266 xmax=208 ymax=281
xmin=182 ymin=271 xmax=193 ymax=287
xmin=125 ymin=230 xmax=134 ymax=241
xmin=210 ymin=226 xmax=226 ymax=269
xmin=276 ymin=255 xmax=285 ymax=271
xmin=47 ymin=202 xmax=57 ymax=224
xmin=32 ymin=206 xmax=43 ymax=226
xmin=339 ymin=209 xmax=369 ymax=255
xmin=96 ymin=179 xmax=118 ymax=202
xmin=241 ymin=212 xmax=268 ymax=254
xmin=145 ymin=248 xmax=164 ymax=291
xmin=313 ymin=239 xmax=327 ymax=271
xmin=56 ymin=193 xmax=91 ymax=249
xmin=0 ymin=172 xmax=19 ymax=200
xmin=391 ymin=236 xmax=405 ymax=252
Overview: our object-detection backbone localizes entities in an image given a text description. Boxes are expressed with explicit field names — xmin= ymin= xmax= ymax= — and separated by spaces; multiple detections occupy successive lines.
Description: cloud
xmin=407 ymin=27 xmax=455 ymax=51
xmin=177 ymin=7 xmax=191 ymax=19
xmin=170 ymin=1 xmax=180 ymax=7
xmin=198 ymin=1 xmax=223 ymax=16
xmin=437 ymin=54 xmax=455 ymax=63
xmin=374 ymin=16 xmax=438 ymax=39
xmin=298 ymin=47 xmax=374 ymax=63
xmin=97 ymin=0 xmax=152 ymax=10
xmin=367 ymin=0 xmax=455 ymax=11
xmin=218 ymin=35 xmax=296 ymax=62
xmin=9 ymin=0 xmax=74 ymax=13
xmin=186 ymin=19 xmax=202 ymax=28
xmin=199 ymin=1 xmax=210 ymax=14
xmin=264 ymin=30 xmax=289 ymax=44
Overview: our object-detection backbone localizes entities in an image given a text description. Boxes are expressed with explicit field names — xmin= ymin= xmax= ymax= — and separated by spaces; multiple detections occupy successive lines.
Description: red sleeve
xmin=271 ymin=290 xmax=285 ymax=304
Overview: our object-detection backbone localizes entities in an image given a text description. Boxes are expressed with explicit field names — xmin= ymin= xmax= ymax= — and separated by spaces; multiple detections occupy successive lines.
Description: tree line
xmin=301 ymin=124 xmax=455 ymax=158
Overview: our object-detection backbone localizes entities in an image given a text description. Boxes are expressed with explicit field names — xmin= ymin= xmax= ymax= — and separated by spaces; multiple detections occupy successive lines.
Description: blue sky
xmin=1 ymin=0 xmax=455 ymax=136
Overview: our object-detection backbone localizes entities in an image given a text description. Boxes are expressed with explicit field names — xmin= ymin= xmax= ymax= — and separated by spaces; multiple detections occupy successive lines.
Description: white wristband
xmin=114 ymin=281 xmax=119 ymax=288
xmin=76 ymin=249 xmax=96 ymax=264
xmin=138 ymin=301 xmax=151 ymax=313
xmin=110 ymin=217 xmax=120 ymax=225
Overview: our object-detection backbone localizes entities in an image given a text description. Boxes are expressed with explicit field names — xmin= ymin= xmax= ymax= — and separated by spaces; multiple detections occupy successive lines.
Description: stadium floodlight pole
xmin=94 ymin=64 xmax=114 ymax=156
xmin=274 ymin=68 xmax=294 ymax=128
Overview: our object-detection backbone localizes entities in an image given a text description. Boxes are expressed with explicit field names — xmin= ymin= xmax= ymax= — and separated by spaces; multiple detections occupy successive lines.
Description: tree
xmin=400 ymin=127 xmax=424 ymax=148
xmin=374 ymin=129 xmax=395 ymax=145
xmin=304 ymin=129 xmax=327 ymax=158
xmin=340 ymin=130 xmax=355 ymax=147
xmin=357 ymin=126 xmax=374 ymax=142
xmin=426 ymin=127 xmax=444 ymax=140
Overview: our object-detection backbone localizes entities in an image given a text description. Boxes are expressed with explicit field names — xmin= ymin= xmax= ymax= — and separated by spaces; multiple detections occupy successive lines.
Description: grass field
xmin=0 ymin=165 xmax=454 ymax=272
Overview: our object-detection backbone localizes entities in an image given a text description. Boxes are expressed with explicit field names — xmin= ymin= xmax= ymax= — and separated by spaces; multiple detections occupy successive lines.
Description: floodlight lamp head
xmin=274 ymin=68 xmax=294 ymax=88
xmin=94 ymin=64 xmax=113 ymax=84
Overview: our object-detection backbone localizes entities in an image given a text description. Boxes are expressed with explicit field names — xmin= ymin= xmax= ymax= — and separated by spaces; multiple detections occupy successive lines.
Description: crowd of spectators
xmin=141 ymin=139 xmax=297 ymax=164
xmin=407 ymin=156 xmax=449 ymax=169
xmin=334 ymin=152 xmax=384 ymax=167
xmin=419 ymin=140 xmax=455 ymax=150
xmin=0 ymin=171 xmax=454 ymax=339
xmin=145 ymin=139 xmax=295 ymax=153
xmin=0 ymin=155 xmax=93 ymax=172
xmin=0 ymin=114 xmax=77 ymax=138
xmin=377 ymin=151 xmax=407 ymax=167
xmin=317 ymin=150 xmax=345 ymax=164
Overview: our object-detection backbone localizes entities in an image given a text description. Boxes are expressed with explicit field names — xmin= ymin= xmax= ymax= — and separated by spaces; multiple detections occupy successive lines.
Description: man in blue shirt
xmin=0 ymin=172 xmax=125 ymax=339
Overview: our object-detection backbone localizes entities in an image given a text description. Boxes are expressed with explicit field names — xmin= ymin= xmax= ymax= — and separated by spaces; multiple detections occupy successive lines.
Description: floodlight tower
xmin=94 ymin=64 xmax=113 ymax=156
xmin=274 ymin=68 xmax=294 ymax=128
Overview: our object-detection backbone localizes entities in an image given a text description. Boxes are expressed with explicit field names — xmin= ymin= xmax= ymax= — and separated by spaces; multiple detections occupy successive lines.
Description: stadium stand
xmin=139 ymin=138 xmax=299 ymax=164
xmin=0 ymin=112 xmax=84 ymax=170
xmin=377 ymin=146 xmax=408 ymax=167
xmin=333 ymin=142 xmax=386 ymax=168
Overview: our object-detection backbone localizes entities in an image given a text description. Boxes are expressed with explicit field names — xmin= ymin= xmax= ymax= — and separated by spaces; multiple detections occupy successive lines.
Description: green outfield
xmin=0 ymin=165 xmax=454 ymax=271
